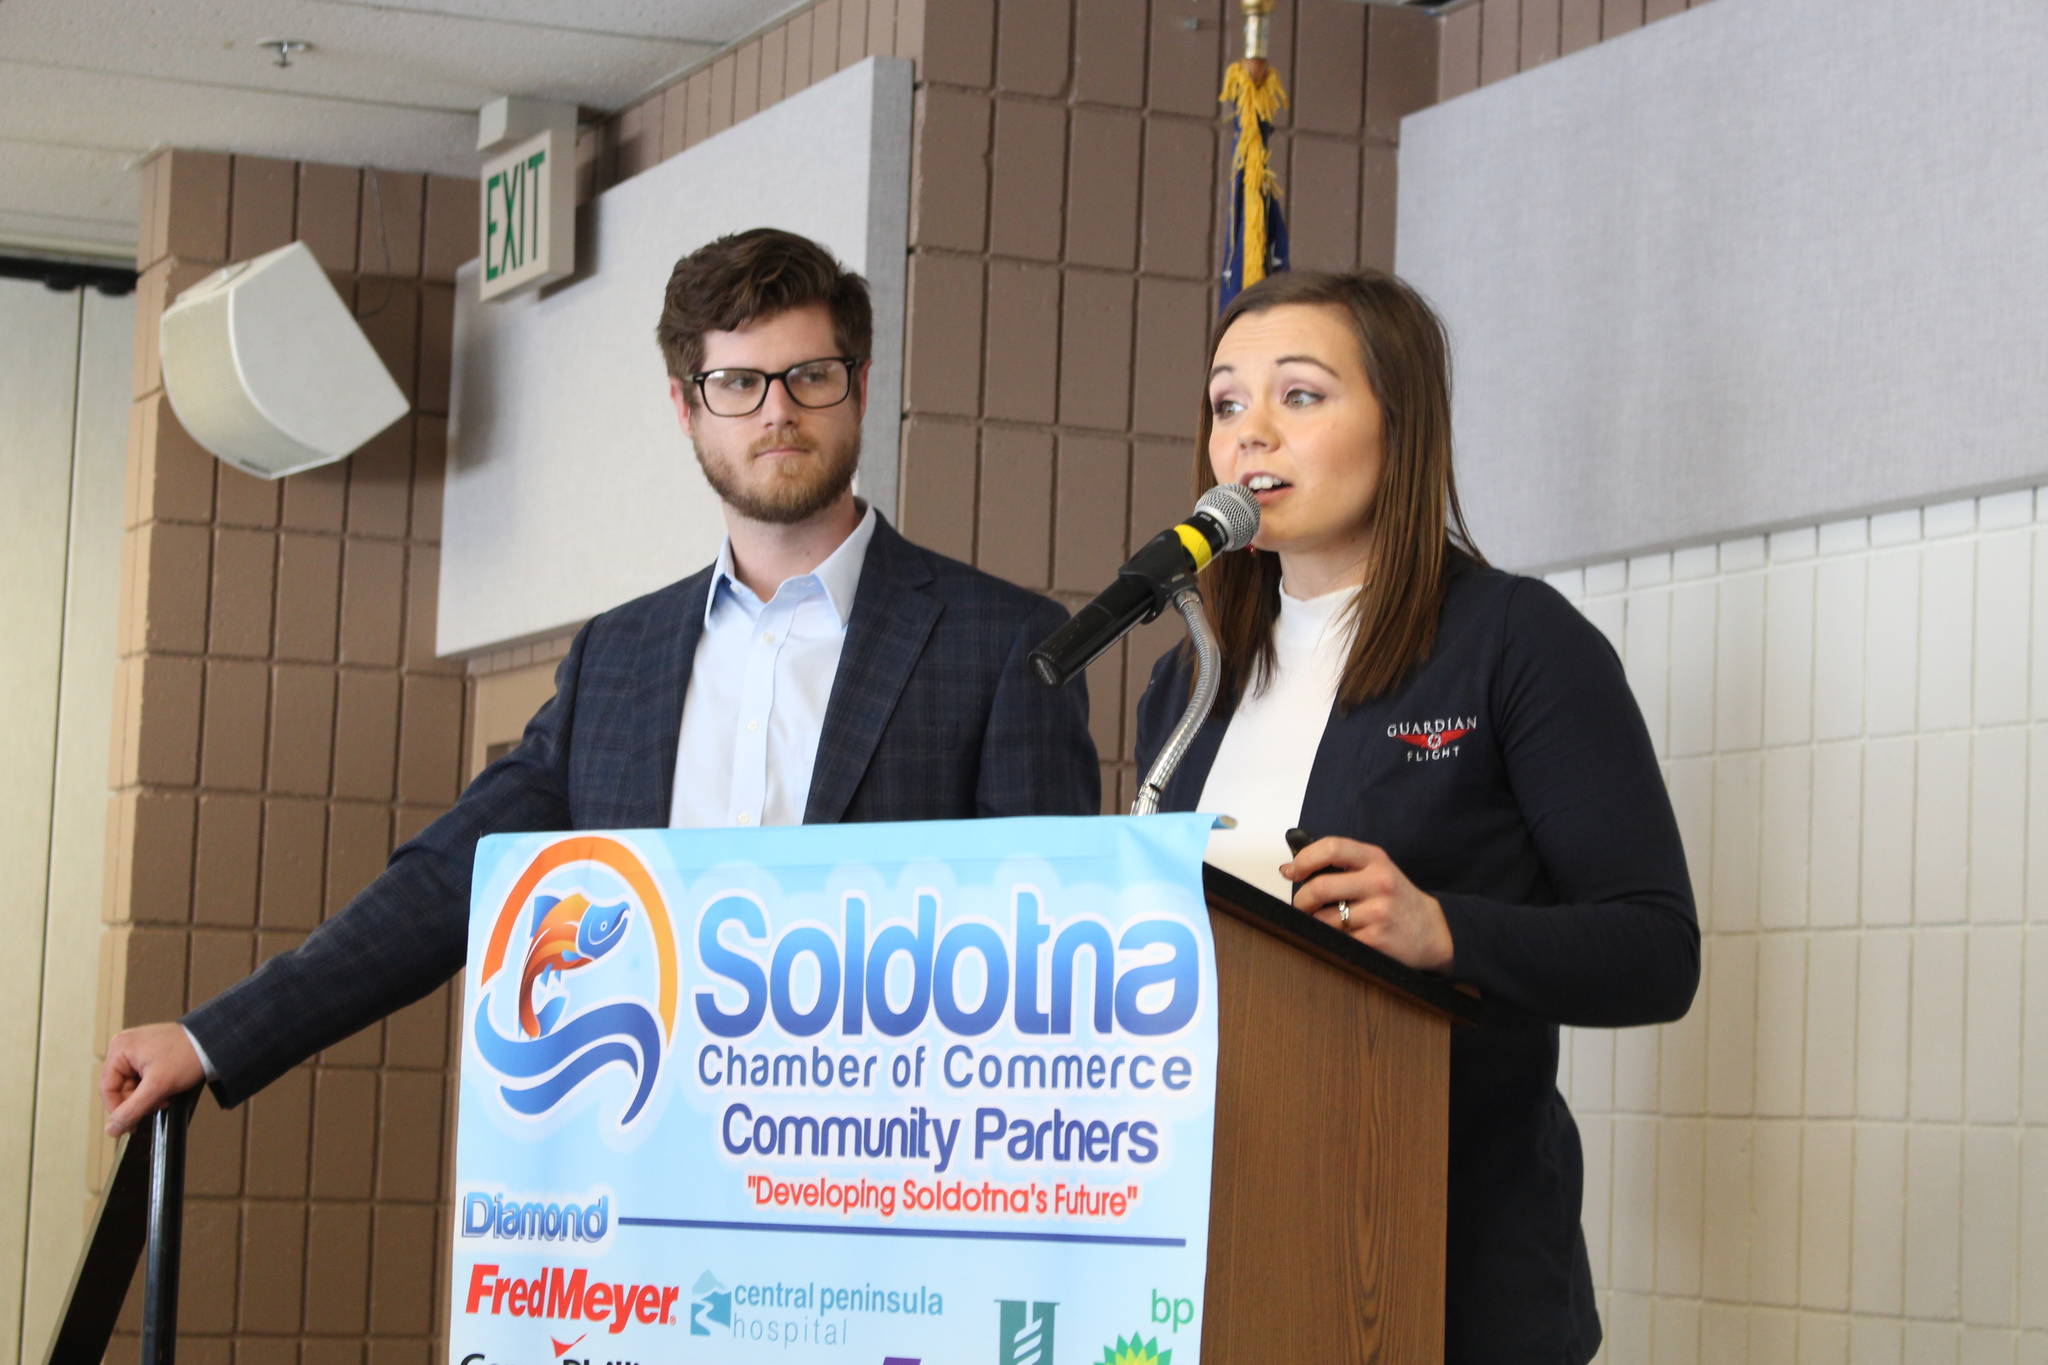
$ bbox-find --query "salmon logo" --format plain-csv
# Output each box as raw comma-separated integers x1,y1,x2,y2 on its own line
471,837,678,1127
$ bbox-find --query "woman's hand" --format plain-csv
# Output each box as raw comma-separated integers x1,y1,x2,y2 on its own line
1280,837,1455,973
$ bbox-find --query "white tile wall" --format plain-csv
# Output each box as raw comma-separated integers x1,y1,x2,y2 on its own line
1555,493,2048,1357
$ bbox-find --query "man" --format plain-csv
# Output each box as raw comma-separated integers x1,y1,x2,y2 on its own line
102,228,1098,1132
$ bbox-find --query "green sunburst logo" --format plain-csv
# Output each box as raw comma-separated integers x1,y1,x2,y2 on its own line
1092,1334,1173,1365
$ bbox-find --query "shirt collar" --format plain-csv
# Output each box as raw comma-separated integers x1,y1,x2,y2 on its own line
705,501,878,629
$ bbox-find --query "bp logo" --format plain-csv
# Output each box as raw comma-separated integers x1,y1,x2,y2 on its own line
996,1300,1056,1365
1093,1335,1172,1364
471,836,678,1127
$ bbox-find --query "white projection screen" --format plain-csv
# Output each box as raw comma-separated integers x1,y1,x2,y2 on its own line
442,57,911,655
1396,0,2048,571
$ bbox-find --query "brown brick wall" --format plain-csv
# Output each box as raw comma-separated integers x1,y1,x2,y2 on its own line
100,147,474,1361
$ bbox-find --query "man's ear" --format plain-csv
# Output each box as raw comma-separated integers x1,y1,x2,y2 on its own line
854,360,871,412
668,376,695,440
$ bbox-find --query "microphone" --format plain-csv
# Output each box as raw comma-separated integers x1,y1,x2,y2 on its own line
1029,483,1260,687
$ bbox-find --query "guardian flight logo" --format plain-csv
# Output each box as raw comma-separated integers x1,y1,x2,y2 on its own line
471,836,678,1127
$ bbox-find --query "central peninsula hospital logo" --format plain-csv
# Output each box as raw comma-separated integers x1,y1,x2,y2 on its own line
471,836,677,1126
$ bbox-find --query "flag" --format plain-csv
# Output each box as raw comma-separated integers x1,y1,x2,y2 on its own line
1218,60,1290,311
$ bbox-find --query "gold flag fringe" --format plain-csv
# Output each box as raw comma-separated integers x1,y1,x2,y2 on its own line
1220,60,1290,289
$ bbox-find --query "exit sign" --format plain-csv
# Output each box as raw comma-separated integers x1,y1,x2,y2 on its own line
479,127,574,301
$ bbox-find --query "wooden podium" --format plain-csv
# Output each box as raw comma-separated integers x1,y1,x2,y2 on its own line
1197,864,1483,1361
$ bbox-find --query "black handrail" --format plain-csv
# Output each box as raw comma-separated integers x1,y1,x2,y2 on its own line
44,1091,197,1365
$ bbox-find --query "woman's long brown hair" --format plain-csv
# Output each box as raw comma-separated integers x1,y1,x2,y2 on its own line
1195,270,1484,709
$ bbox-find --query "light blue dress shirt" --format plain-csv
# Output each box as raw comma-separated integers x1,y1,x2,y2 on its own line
668,505,879,829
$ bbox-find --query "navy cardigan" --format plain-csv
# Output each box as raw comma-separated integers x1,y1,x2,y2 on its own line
1137,554,1699,1364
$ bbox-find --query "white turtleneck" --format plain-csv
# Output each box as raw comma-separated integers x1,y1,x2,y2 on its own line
1197,581,1356,902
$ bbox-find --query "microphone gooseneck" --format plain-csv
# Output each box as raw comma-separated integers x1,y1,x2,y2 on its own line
1027,484,1260,689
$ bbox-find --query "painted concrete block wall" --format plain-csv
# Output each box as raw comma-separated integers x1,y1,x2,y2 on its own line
1544,491,2048,1361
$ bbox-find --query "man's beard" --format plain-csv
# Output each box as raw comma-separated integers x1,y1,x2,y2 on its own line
695,423,861,525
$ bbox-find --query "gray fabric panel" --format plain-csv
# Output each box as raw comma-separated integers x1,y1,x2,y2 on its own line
1396,0,2048,571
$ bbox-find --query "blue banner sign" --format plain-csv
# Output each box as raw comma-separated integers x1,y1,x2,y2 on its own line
450,814,1220,1365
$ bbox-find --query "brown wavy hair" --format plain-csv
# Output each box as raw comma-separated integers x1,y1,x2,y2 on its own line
1195,269,1484,709
655,228,871,400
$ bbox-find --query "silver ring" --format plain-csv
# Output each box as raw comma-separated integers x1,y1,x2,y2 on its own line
1337,900,1352,929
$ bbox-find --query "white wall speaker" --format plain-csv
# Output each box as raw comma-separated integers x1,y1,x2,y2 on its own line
159,241,408,480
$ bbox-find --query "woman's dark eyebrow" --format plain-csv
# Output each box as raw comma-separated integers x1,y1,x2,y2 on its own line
1209,355,1340,382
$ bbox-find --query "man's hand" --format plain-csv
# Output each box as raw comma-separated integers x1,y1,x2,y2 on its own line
100,1022,204,1136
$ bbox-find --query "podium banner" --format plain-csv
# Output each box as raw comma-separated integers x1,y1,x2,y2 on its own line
451,813,1220,1365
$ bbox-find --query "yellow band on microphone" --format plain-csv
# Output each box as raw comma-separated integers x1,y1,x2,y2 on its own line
1174,522,1215,571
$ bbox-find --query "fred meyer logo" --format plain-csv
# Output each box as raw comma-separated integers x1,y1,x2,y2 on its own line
461,1191,610,1246
463,1264,679,1336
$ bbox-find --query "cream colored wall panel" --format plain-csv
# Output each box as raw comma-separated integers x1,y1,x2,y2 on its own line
1965,928,2024,1126
2026,933,2048,1127
1807,743,1861,929
1752,934,1806,1118
1811,558,1867,742
2021,1133,2048,1329
1710,754,1762,933
1915,734,1973,925
1610,1116,1660,1294
1973,531,2032,728
1798,1122,1853,1311
1969,737,2026,925
1909,929,1968,1123
1652,1297,1699,1365
1704,935,1757,1117
1715,574,1766,751
1700,1120,1751,1301
1852,1123,1908,1315
2029,730,2048,923
0,276,86,1358
19,286,130,1363
1656,996,1706,1116
1905,1126,1965,1320
1866,549,1923,738
1851,1317,1906,1363
1856,932,1912,1120
1654,1119,1705,1297
1961,1131,2022,1327
1861,738,1916,927
1763,563,1815,747
1920,540,1978,733
1606,1292,1652,1361
1802,934,1857,1120
1758,748,1811,931
1749,1121,1800,1306
1668,582,1718,757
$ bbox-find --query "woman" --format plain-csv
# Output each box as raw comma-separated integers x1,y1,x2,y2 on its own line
1135,270,1699,1363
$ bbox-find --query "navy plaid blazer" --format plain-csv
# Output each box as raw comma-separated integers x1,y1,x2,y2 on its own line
187,516,1098,1106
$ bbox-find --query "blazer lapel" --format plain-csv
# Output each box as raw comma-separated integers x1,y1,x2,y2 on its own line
617,572,710,828
803,519,939,823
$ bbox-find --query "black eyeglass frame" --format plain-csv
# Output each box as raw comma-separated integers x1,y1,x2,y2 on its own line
686,356,864,417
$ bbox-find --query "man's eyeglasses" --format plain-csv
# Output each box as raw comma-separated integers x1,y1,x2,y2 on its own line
688,357,861,417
